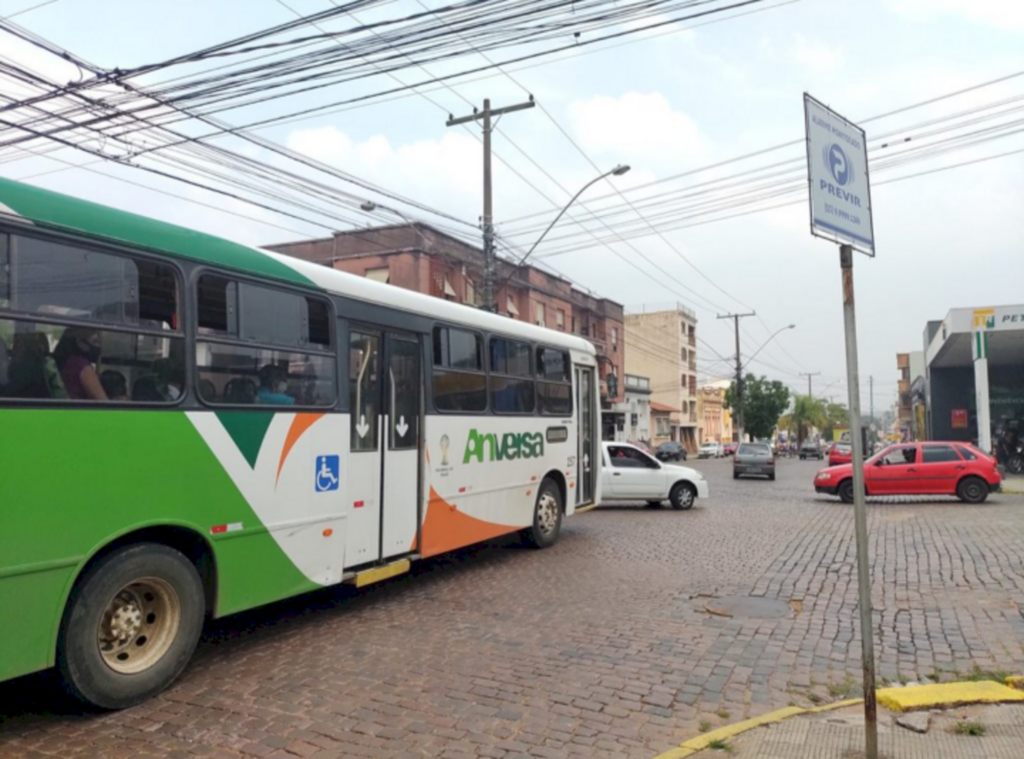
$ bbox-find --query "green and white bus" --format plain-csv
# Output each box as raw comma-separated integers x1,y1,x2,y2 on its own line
0,177,601,709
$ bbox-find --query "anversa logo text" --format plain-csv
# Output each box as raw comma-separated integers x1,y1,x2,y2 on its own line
463,429,545,463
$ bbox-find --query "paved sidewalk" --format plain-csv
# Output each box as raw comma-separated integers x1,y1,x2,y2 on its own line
1003,473,1024,494
687,701,1024,758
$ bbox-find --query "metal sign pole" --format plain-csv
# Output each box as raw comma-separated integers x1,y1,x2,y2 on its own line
839,243,878,759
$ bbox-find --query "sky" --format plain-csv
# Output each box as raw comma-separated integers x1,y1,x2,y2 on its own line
2,0,1022,414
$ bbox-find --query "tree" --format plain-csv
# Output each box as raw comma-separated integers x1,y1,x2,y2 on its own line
789,395,827,446
724,374,790,441
819,402,849,441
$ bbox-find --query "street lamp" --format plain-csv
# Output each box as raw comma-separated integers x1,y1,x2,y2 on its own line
497,164,630,296
741,324,796,370
359,201,431,253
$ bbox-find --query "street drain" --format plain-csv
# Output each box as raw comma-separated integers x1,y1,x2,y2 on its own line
701,596,792,619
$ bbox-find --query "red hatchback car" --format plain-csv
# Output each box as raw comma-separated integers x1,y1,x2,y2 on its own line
815,442,1001,503
828,442,852,466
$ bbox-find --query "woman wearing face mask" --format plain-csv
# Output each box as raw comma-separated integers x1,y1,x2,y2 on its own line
256,363,294,405
54,326,108,401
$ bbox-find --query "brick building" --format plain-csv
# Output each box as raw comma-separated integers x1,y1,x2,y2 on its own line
267,223,625,432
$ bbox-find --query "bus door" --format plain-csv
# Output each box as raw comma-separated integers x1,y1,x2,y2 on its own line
346,328,421,567
575,366,595,505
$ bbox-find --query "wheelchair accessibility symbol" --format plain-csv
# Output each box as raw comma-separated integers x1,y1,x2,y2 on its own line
315,455,340,492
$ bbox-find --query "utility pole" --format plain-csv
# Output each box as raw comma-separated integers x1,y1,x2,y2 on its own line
869,375,874,423
800,371,821,397
717,311,756,442
447,97,535,312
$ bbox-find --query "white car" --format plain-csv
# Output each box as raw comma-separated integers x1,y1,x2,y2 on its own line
698,442,723,459
600,442,709,510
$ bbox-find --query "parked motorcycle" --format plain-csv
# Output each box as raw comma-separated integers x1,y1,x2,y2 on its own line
995,429,1023,475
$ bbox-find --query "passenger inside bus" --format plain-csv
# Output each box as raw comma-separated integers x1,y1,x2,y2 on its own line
256,364,295,405
100,370,129,401
53,326,108,401
5,331,67,399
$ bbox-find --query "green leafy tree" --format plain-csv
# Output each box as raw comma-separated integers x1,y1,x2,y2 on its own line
819,402,849,441
789,395,827,446
724,374,790,441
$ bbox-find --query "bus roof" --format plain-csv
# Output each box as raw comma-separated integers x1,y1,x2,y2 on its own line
0,177,596,356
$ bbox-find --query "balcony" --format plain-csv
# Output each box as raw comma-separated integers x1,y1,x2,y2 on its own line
688,334,696,348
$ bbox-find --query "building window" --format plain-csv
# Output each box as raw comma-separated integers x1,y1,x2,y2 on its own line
432,326,486,412
443,276,456,301
465,279,477,306
571,316,578,333
656,417,671,436
365,267,389,283
534,302,545,326
611,327,618,346
555,310,564,330
506,295,520,318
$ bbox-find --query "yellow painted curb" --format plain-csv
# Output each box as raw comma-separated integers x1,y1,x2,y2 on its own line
652,707,805,759
877,680,1024,712
653,675,1024,758
1002,487,1024,495
806,697,863,713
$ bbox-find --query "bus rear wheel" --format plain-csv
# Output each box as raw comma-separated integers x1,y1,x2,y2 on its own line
523,478,562,549
57,543,204,710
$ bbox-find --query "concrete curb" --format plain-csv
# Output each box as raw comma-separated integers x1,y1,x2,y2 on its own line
652,677,1024,759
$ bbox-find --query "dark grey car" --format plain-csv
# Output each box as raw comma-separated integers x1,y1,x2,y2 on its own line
733,442,775,480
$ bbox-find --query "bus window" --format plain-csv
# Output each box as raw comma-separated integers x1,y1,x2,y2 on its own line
489,337,534,414
432,326,486,412
0,236,183,404
10,236,140,325
536,347,572,416
350,331,379,450
195,276,335,407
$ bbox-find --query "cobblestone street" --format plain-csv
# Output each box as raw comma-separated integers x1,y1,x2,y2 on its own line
3,459,1023,759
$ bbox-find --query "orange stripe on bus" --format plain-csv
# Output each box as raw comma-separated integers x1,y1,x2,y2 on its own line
416,487,519,558
276,412,326,485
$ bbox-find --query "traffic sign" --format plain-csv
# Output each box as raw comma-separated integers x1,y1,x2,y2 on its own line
804,94,875,256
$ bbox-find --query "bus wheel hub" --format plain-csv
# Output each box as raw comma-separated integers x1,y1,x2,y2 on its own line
108,598,143,641
98,579,182,674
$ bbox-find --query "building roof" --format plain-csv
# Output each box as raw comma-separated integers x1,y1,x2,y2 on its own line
650,401,681,413
926,304,1024,368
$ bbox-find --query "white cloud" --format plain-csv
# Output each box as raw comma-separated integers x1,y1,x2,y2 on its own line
565,92,710,166
789,34,843,70
887,0,1024,30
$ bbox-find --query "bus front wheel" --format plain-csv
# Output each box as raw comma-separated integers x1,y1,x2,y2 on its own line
523,478,563,549
57,543,205,710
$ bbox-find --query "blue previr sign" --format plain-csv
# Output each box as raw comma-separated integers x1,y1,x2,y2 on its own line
824,143,853,186
804,94,875,256
315,455,340,492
